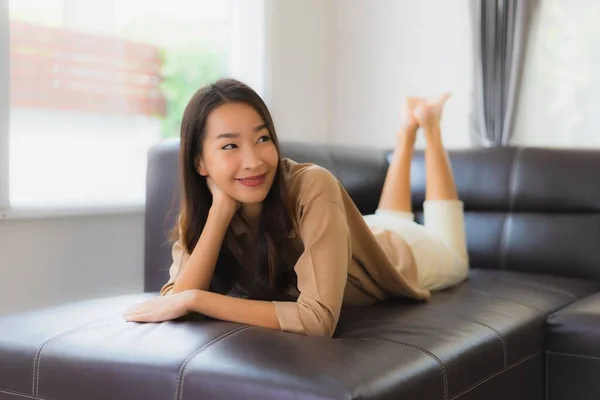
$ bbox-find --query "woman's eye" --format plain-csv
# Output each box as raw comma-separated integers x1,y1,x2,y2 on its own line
222,143,237,150
258,135,271,143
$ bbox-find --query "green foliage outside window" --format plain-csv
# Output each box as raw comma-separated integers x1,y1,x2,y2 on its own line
158,45,226,139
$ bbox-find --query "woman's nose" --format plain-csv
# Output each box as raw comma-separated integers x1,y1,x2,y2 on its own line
242,149,264,170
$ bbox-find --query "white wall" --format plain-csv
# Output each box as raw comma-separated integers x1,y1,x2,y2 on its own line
265,0,474,149
265,0,335,144
0,212,144,315
332,0,473,150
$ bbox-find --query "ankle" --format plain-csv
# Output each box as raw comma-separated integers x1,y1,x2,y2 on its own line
423,125,442,145
397,125,418,144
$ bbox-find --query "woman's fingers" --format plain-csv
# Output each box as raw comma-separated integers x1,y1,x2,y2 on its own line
124,309,159,321
123,294,190,323
125,314,151,322
125,305,148,315
124,310,145,319
124,301,156,319
123,312,143,320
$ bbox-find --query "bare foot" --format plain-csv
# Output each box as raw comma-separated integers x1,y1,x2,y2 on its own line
398,96,423,144
413,93,451,132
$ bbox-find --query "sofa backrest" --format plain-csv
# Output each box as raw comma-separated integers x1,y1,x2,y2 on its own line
145,142,600,292
412,146,600,281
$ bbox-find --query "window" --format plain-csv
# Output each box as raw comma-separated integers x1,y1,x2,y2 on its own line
512,0,600,148
1,0,266,211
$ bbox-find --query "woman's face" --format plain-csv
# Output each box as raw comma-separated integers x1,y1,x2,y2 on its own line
197,102,279,207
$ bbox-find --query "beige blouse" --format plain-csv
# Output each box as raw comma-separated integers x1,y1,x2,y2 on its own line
160,158,430,337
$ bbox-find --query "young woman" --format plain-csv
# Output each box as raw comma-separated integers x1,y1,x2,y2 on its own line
123,79,469,337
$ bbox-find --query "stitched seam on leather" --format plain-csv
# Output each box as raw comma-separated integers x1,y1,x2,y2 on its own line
0,387,46,400
543,288,578,301
468,321,508,368
500,274,581,300
547,350,600,361
357,337,449,400
545,351,549,400
470,288,544,312
427,307,508,369
35,319,123,397
495,276,579,301
525,285,578,301
450,351,540,400
175,326,250,400
31,313,118,396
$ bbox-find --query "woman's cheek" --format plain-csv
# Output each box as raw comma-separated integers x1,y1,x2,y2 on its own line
218,152,239,173
264,143,279,165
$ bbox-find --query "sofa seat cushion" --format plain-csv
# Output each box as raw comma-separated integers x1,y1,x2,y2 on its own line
546,292,600,400
0,270,597,400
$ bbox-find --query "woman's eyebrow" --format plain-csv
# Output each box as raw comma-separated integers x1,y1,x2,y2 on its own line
215,124,267,140
215,132,240,140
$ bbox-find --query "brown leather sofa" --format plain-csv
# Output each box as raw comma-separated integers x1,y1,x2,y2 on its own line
1,142,599,400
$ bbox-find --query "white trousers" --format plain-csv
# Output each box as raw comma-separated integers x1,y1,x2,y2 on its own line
363,200,469,291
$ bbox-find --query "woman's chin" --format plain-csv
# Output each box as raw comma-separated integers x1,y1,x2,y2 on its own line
233,176,274,203
237,193,269,205
232,186,269,203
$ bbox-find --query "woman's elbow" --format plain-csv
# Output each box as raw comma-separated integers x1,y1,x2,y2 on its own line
275,301,339,337
303,325,335,338
302,312,338,338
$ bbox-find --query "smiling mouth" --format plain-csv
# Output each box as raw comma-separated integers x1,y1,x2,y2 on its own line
237,173,267,187
238,173,267,180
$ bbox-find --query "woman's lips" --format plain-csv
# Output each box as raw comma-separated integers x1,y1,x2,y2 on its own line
237,173,267,187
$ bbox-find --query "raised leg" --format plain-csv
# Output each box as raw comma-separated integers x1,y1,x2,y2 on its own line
424,130,458,201
373,94,468,292
414,94,458,201
377,97,422,213
414,94,468,263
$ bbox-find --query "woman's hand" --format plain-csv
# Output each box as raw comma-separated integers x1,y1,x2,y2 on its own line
206,176,240,219
123,290,198,323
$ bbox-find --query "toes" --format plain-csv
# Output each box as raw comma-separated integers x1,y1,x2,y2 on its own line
404,94,449,126
437,92,451,104
403,97,420,117
405,96,423,109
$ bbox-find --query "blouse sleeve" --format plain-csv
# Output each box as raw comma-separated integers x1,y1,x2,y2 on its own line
159,238,190,296
272,167,351,337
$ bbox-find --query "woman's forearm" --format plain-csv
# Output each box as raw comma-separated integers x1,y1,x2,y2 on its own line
188,289,281,331
172,207,232,294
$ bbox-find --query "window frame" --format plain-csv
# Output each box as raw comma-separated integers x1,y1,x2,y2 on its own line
0,0,9,213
